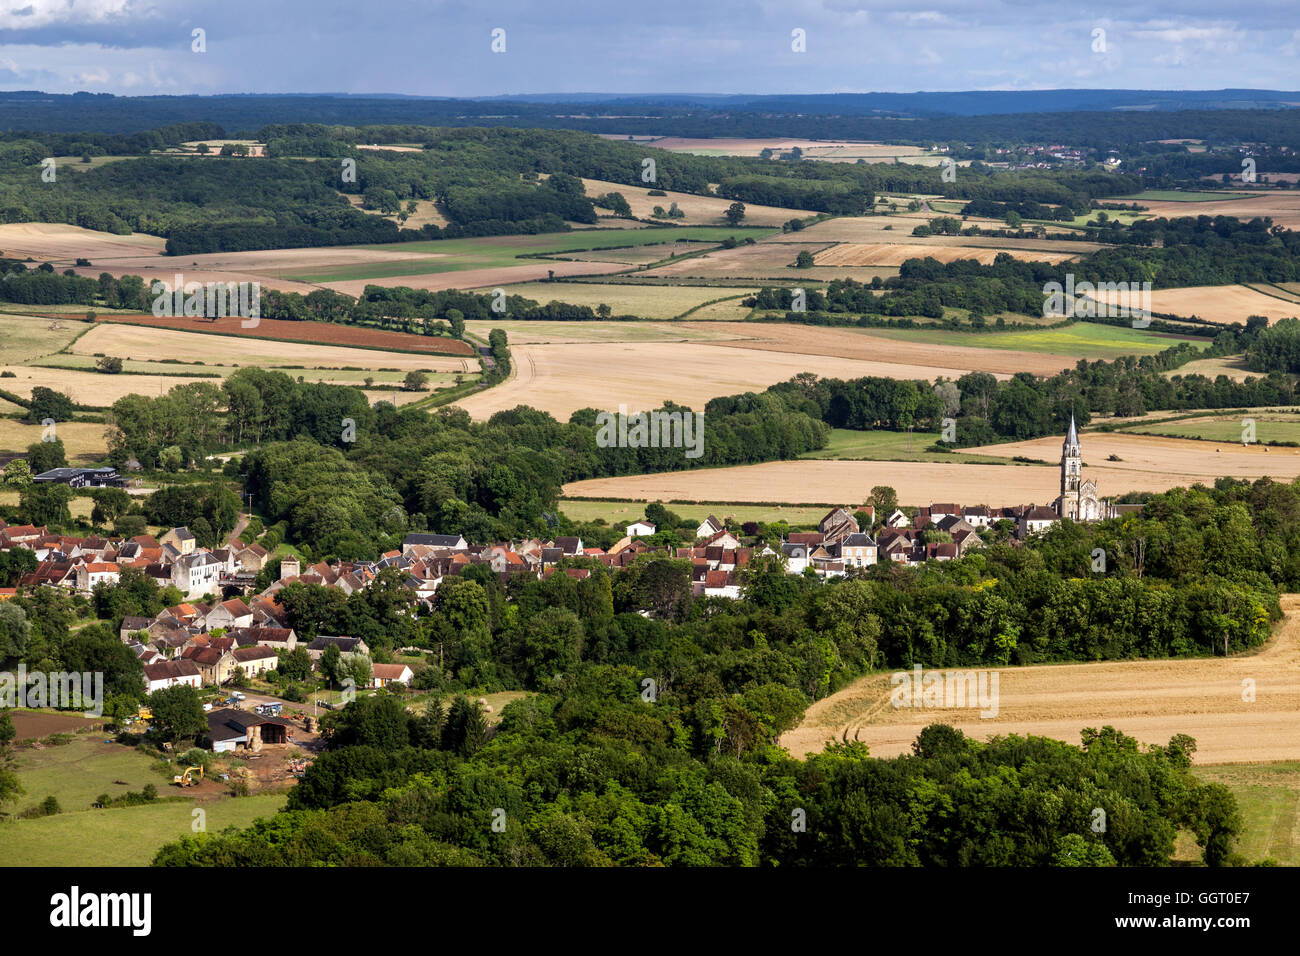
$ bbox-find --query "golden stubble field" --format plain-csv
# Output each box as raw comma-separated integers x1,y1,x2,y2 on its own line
0,223,164,261
678,322,1077,376
71,324,472,372
781,594,1300,764
1139,191,1300,229
815,242,1077,267
561,432,1300,504
451,341,998,420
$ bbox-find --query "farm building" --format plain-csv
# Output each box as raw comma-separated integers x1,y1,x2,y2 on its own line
205,708,292,753
31,466,126,488
625,521,656,537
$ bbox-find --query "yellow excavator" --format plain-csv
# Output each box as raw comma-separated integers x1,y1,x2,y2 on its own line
172,765,204,787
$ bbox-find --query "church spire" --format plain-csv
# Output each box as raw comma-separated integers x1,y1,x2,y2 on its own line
1066,413,1079,448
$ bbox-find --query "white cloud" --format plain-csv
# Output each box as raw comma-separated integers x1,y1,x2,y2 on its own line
0,0,143,31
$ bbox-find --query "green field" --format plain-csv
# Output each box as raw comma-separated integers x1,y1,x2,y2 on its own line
856,322,1207,360
1119,413,1300,443
2,795,287,866
1187,762,1300,865
2,734,287,865
290,227,775,283
10,736,163,816
1130,190,1255,202
799,428,1025,463
0,314,90,364
560,499,838,527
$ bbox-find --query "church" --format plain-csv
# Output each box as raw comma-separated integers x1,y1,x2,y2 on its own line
1055,415,1113,521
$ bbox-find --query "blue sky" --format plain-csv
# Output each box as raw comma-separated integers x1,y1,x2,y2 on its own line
2,0,1298,96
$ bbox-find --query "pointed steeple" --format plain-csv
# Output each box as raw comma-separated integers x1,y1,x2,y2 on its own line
1065,413,1079,448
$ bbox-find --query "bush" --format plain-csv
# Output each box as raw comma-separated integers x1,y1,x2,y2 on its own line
41,795,61,816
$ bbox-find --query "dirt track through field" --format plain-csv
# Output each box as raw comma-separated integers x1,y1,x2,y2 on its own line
781,595,1300,764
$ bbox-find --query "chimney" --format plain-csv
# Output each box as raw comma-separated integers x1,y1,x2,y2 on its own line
280,556,300,581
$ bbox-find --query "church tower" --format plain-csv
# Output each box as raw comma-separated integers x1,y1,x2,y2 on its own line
1060,414,1082,518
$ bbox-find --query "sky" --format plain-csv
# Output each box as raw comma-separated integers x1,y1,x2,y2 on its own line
1,0,1299,97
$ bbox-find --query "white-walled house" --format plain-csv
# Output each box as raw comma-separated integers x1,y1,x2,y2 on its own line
625,521,657,537
143,660,202,693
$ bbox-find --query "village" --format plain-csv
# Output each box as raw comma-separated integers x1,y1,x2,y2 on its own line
0,422,1143,757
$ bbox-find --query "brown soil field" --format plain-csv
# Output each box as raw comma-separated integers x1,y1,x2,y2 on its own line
0,223,165,261
1139,192,1300,229
73,324,472,373
326,259,630,297
10,711,108,741
561,431,1300,505
1092,284,1300,325
680,322,1076,376
815,242,1077,267
781,594,1300,764
451,342,989,421
93,314,474,356
579,178,817,227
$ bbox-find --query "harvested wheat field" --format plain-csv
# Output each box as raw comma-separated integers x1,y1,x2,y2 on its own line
73,325,471,373
562,459,1060,506
815,242,1077,267
639,240,891,282
462,319,741,345
681,322,1072,376
0,223,165,261
1138,191,1300,229
72,244,453,296
326,259,630,297
561,432,1300,505
968,431,1300,486
93,314,473,356
452,342,988,420
790,217,1107,255
781,594,1300,764
0,366,208,405
1090,284,1300,325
